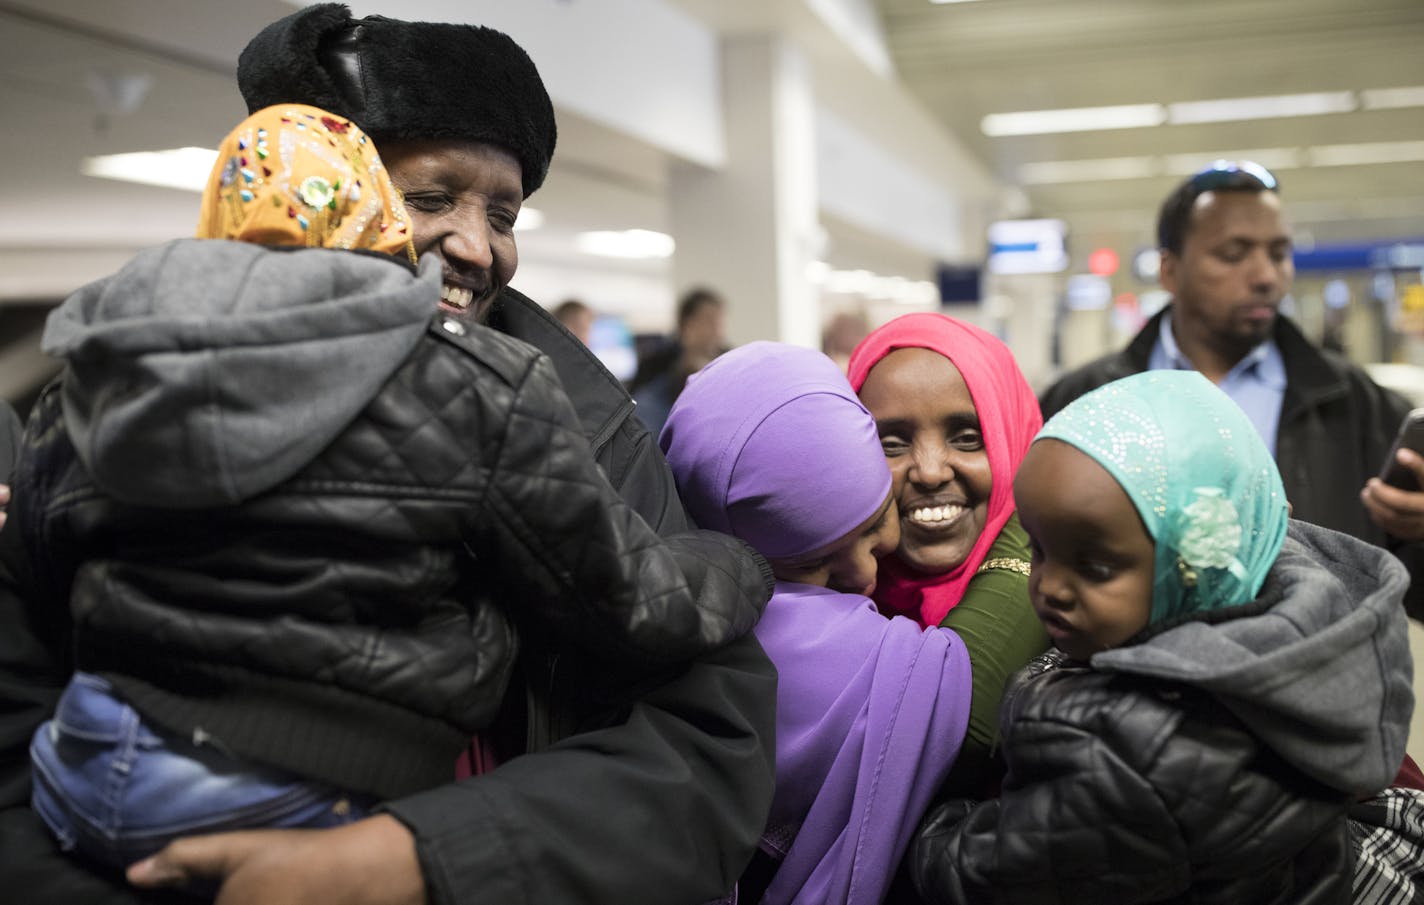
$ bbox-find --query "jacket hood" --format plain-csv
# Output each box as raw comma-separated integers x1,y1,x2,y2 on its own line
43,239,440,507
1093,519,1413,794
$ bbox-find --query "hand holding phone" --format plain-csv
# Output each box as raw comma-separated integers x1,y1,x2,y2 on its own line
1378,408,1424,492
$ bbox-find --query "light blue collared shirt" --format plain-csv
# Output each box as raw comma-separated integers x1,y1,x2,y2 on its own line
1149,313,1288,457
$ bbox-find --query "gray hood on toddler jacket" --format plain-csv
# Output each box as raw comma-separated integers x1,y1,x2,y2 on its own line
1093,519,1413,795
42,238,440,507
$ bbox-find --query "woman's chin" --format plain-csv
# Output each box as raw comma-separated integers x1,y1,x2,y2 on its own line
896,521,981,576
896,542,971,577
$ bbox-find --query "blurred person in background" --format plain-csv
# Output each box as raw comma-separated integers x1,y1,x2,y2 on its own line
0,399,17,532
0,5,777,905
822,310,871,373
1040,160,1424,618
553,298,595,346
628,285,729,436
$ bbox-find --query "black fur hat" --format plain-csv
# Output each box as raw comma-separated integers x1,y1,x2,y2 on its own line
237,3,556,198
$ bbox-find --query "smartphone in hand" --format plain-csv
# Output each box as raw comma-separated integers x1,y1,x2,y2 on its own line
1379,408,1424,492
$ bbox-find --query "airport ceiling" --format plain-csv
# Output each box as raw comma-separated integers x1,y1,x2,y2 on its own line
873,0,1424,249
2,0,1422,292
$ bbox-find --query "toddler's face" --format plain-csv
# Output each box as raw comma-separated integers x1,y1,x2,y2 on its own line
769,492,900,597
1014,439,1154,661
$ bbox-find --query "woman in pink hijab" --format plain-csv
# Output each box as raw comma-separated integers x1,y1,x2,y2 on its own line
848,312,1048,790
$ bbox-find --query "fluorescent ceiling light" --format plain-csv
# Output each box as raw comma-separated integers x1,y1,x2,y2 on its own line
1307,141,1424,167
575,229,675,259
1167,91,1355,125
820,267,937,305
1018,156,1159,185
1360,86,1424,110
513,207,544,231
1162,147,1303,175
1017,141,1418,188
981,103,1164,137
986,89,1381,139
81,147,217,192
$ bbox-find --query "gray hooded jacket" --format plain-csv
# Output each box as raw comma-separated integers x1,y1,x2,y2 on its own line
19,238,772,799
912,519,1413,905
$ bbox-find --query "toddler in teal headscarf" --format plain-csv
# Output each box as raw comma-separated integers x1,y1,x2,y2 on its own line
1025,367,1291,659
910,370,1414,904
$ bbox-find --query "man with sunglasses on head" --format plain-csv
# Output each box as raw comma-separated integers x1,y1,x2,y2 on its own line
1041,161,1424,616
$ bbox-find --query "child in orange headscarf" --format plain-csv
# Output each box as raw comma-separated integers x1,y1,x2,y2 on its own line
195,103,416,259
24,104,770,874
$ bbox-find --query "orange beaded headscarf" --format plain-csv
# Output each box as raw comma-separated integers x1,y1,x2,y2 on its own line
196,103,415,262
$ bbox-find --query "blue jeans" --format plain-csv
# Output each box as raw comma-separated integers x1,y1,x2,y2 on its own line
30,672,370,869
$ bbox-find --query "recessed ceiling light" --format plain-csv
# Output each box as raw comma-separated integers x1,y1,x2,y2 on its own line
981,104,1165,137
1162,147,1304,175
575,229,675,259
983,88,1388,139
1166,91,1356,125
80,147,217,192
1017,156,1159,185
1308,141,1424,167
1359,86,1424,110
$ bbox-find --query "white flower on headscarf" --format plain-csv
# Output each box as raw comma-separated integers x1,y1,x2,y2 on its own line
1177,486,1242,571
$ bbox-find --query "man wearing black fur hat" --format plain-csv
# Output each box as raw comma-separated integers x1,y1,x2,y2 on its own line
0,6,777,905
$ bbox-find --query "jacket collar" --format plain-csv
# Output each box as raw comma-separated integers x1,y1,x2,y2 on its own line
490,286,635,453
1130,305,1350,418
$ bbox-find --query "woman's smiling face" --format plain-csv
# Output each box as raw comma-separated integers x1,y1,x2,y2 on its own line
857,348,992,576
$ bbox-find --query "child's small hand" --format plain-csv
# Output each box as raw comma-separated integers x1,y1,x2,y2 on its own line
1362,449,1424,541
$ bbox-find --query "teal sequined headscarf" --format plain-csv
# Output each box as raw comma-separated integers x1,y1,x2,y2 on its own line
1037,371,1289,625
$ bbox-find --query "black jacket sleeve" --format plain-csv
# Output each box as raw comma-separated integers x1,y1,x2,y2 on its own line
383,319,779,905
911,706,1188,905
480,351,773,665
384,632,777,905
0,400,19,480
909,670,1351,905
0,394,174,903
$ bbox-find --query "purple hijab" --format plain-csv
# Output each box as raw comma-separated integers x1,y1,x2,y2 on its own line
660,341,889,558
662,342,973,905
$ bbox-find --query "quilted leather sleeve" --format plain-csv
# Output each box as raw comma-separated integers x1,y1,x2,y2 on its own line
910,667,1352,905
911,685,1189,905
479,347,774,664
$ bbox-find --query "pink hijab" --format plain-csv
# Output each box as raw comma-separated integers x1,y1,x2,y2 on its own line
846,313,1041,627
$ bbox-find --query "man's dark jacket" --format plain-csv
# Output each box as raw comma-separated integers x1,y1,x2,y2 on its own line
0,243,779,905
1040,307,1423,616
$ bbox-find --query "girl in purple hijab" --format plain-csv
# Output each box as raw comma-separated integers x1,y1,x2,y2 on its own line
661,341,974,905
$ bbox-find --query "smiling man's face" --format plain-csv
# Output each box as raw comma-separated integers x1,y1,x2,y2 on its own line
380,138,523,323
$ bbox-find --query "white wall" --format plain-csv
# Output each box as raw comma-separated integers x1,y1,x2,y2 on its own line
347,0,726,167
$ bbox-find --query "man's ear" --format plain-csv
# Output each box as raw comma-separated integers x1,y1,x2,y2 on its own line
1158,250,1178,295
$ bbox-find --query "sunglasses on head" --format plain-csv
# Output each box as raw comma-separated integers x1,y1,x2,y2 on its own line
1187,159,1279,193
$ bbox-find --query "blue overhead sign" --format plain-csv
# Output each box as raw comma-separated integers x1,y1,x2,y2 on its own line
987,219,1069,275
1291,239,1424,272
